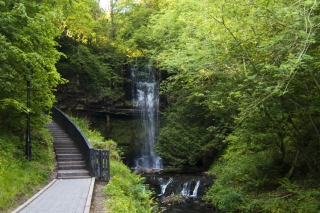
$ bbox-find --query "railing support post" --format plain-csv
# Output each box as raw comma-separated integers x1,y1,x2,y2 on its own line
107,150,110,181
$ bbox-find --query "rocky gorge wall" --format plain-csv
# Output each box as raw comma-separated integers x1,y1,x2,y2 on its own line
54,73,137,117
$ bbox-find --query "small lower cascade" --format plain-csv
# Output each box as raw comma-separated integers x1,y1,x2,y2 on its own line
146,176,203,199
180,180,200,198
190,180,200,198
181,182,191,197
149,176,215,212
159,177,173,195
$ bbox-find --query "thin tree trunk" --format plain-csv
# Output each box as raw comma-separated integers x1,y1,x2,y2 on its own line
285,149,299,179
309,113,320,146
109,0,116,39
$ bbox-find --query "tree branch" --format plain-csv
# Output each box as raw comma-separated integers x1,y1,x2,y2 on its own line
208,14,261,76
285,149,300,179
309,113,320,146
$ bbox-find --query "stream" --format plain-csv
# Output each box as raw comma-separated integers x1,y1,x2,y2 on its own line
144,174,216,213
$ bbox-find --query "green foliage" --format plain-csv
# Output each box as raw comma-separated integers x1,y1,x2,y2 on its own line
156,100,217,166
63,0,99,42
67,114,121,161
155,68,234,166
103,118,144,157
57,39,107,92
111,0,320,212
205,177,320,212
56,36,127,98
104,161,156,213
111,0,161,56
28,0,126,105
2,0,320,212
0,1,79,211
54,0,130,100
0,131,54,211
0,0,65,135
0,2,64,209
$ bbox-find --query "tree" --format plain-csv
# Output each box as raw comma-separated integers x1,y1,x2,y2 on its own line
0,1,65,134
55,36,126,97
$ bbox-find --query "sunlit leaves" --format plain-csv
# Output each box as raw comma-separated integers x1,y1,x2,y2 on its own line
64,0,99,41
0,1,64,132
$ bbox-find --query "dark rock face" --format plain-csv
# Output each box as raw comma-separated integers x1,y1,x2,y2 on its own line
54,76,137,116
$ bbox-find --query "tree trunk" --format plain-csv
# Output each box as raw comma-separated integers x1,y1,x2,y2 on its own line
284,149,299,179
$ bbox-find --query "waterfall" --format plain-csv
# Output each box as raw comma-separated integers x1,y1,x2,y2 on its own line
159,177,173,195
180,179,201,198
181,182,191,197
190,180,200,198
131,61,162,169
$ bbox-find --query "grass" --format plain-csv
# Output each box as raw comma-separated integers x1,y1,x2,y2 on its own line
0,128,54,212
104,161,155,213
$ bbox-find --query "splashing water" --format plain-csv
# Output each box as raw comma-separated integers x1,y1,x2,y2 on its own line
181,182,191,197
190,180,201,198
159,177,173,195
180,179,201,198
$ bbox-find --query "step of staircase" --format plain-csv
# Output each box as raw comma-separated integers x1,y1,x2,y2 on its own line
53,140,75,144
55,148,80,154
54,143,76,147
52,137,72,141
58,161,87,170
54,145,78,150
59,161,87,166
58,164,87,170
57,169,91,179
56,154,83,161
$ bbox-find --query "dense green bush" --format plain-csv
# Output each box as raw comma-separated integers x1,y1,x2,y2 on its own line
204,112,320,212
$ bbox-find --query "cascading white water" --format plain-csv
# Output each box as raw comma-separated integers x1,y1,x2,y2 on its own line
180,179,201,198
181,182,191,197
190,180,200,197
145,176,208,212
159,177,173,195
131,61,162,169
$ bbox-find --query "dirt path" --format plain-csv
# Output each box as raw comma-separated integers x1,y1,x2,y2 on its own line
90,180,109,213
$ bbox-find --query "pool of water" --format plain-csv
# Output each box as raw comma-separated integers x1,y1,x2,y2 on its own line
159,201,216,213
